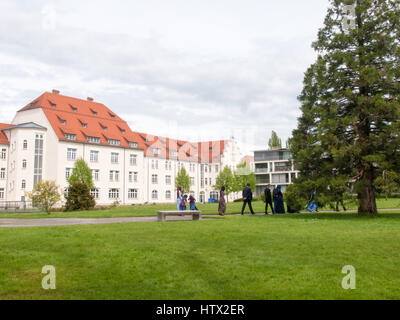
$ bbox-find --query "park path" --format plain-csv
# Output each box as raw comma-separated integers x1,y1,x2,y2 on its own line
0,209,399,228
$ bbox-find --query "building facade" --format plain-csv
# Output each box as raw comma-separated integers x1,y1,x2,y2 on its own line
254,148,299,196
0,91,242,205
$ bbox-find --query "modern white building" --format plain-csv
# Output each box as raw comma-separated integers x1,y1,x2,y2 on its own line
254,148,299,195
0,90,243,206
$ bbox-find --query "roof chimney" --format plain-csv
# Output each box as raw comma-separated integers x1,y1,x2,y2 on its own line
52,89,60,94
87,97,94,102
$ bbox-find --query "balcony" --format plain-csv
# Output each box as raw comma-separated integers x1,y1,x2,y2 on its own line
255,168,269,174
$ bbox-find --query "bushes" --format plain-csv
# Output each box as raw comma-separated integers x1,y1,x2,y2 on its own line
65,182,95,211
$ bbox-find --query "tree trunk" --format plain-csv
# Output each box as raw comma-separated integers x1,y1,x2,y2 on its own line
357,170,378,216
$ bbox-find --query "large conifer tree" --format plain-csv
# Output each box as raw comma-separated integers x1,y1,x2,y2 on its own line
291,0,400,216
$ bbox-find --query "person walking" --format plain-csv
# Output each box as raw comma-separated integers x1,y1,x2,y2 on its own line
307,189,318,212
218,186,227,216
176,186,183,211
189,194,198,211
273,185,286,214
264,185,275,215
241,183,255,215
335,186,347,212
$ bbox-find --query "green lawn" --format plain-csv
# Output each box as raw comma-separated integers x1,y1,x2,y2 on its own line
1,198,400,219
0,212,399,300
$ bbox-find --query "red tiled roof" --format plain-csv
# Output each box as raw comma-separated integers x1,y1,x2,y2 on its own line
0,123,12,145
18,92,228,162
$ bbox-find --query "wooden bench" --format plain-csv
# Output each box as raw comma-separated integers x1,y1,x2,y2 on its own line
157,210,201,222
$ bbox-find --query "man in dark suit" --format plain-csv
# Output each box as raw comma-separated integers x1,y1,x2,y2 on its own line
264,185,275,215
241,184,255,215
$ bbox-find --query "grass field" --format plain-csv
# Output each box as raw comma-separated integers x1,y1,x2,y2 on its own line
0,212,399,300
1,198,400,219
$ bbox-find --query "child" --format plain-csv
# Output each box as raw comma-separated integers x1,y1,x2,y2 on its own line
189,195,198,211
180,195,188,211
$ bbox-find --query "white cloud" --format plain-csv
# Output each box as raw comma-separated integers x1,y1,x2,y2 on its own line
0,0,330,155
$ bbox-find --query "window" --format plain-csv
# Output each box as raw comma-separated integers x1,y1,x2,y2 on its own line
108,139,120,146
129,142,138,148
128,189,138,199
205,178,208,186
155,160,158,169
111,153,119,164
152,190,158,200
67,148,77,161
22,159,27,169
70,105,77,112
165,175,171,185
34,134,44,185
90,151,99,162
1,149,6,160
109,171,119,182
205,166,208,173
66,168,72,179
0,188,4,199
190,177,195,186
90,188,100,200
171,151,178,157
152,174,158,184
128,172,138,183
21,180,26,190
109,188,120,199
87,136,100,144
64,133,76,141
90,108,98,116
215,165,219,173
92,169,99,181
165,161,169,170
165,190,171,200
23,140,28,150
109,112,116,119
0,168,5,180
151,148,161,155
130,154,137,166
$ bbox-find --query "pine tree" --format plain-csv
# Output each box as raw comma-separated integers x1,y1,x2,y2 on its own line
291,0,400,216
268,131,282,149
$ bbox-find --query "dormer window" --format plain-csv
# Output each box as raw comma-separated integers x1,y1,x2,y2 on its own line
58,116,66,125
108,139,120,146
129,142,138,148
49,100,56,108
90,109,98,116
151,148,161,155
87,136,100,144
70,105,77,112
64,133,76,141
119,127,126,134
100,123,108,131
79,120,87,128
170,151,178,157
109,112,116,119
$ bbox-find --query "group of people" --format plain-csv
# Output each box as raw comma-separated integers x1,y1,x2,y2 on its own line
176,186,199,211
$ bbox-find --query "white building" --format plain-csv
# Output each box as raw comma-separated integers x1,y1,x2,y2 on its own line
0,90,242,206
254,148,299,195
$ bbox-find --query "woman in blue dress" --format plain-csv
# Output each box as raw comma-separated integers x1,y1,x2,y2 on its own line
273,185,286,214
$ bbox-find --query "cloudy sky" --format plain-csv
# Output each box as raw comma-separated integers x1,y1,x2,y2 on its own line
0,0,329,156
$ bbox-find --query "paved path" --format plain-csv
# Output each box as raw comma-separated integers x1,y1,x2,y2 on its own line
1,208,399,228
0,215,208,228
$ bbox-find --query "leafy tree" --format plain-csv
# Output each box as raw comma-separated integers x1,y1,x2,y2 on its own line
214,166,235,200
175,167,190,194
233,161,257,192
290,0,400,216
68,158,94,189
268,130,282,150
26,180,61,214
65,181,96,211
375,170,400,199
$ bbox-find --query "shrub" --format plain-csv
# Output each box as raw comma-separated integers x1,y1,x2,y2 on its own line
26,180,61,214
65,182,96,211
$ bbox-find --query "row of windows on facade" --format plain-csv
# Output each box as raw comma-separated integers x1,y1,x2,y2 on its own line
0,179,27,194
64,133,138,149
63,188,172,201
67,148,138,165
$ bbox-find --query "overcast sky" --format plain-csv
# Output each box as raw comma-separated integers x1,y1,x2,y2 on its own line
0,0,329,156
